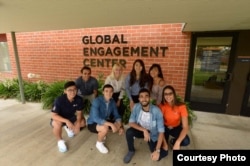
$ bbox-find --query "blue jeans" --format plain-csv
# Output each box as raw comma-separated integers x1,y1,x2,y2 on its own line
125,128,168,161
164,125,190,146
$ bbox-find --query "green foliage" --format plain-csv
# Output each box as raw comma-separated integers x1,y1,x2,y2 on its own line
177,96,197,127
41,80,67,109
185,101,197,127
83,99,91,115
97,72,105,96
0,79,20,99
122,95,131,124
17,81,48,102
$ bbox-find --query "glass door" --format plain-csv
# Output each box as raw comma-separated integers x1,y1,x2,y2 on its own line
186,33,237,113
241,70,250,117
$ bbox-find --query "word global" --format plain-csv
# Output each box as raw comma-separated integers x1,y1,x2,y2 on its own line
82,34,128,44
82,34,168,68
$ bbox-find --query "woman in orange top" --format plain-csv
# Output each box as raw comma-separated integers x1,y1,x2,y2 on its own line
159,85,190,150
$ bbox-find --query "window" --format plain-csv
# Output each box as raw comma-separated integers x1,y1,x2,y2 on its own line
0,34,11,72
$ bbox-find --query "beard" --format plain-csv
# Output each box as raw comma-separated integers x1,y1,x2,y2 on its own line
141,101,149,107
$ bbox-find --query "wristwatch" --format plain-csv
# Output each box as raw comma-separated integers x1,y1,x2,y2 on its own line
156,149,160,153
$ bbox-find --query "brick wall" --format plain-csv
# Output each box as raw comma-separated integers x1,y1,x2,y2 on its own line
3,24,190,98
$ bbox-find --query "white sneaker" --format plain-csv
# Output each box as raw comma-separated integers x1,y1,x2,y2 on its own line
96,142,108,154
57,140,67,153
64,126,74,138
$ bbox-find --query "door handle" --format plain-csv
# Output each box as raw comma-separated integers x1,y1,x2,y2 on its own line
224,72,232,82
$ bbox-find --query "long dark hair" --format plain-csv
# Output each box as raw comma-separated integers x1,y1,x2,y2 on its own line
148,64,164,91
161,85,184,106
129,59,148,87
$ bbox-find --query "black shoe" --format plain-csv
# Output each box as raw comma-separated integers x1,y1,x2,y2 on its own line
123,151,135,164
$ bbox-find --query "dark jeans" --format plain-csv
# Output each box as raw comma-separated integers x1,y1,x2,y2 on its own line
126,128,168,161
164,125,190,146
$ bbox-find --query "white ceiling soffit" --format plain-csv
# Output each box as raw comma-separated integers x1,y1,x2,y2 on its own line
0,0,250,33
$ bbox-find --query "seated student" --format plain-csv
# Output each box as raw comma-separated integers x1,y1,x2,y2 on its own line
105,63,126,117
148,64,166,105
87,84,124,154
123,88,168,164
75,66,98,104
159,85,190,150
125,59,149,111
50,81,86,153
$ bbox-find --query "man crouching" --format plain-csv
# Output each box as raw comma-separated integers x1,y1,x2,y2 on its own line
50,81,86,153
123,88,168,163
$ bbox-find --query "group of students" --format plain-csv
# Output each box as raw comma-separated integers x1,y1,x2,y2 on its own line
50,59,190,164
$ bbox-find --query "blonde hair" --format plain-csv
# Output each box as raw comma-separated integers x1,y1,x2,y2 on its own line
110,63,124,80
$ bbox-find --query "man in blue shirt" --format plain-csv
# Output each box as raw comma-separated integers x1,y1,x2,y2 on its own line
87,84,124,154
50,81,86,153
123,88,168,163
75,66,98,104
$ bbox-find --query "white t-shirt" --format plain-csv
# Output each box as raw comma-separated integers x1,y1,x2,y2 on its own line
138,110,151,130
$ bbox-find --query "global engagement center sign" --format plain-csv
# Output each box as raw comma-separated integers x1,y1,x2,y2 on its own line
82,34,168,68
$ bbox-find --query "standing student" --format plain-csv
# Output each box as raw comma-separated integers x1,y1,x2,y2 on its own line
105,63,126,117
148,64,166,105
123,88,168,164
125,59,149,110
87,84,124,154
159,85,190,150
50,81,86,153
75,66,98,104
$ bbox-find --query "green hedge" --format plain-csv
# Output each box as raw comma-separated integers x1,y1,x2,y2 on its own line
0,79,20,99
41,80,67,109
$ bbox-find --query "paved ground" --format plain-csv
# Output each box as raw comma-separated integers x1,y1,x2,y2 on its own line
0,99,250,166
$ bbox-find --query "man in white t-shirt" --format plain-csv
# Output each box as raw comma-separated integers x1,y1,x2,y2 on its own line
123,88,168,164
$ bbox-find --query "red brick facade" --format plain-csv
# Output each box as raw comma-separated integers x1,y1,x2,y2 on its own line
1,24,190,98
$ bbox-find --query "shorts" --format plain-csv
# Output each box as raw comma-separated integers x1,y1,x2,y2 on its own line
87,120,118,133
87,123,98,133
50,116,77,128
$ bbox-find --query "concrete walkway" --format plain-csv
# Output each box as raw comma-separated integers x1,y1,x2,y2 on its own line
0,99,250,166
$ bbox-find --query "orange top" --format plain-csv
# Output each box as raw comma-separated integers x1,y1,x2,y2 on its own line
159,103,188,127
